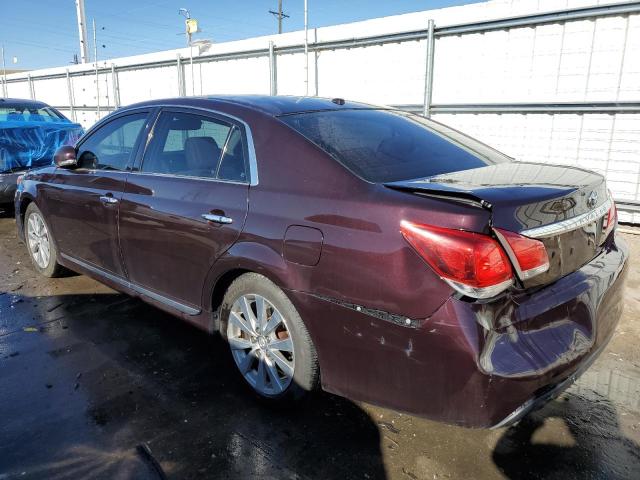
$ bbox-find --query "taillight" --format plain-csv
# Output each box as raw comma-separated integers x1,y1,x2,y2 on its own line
603,196,617,237
494,228,549,280
400,221,513,299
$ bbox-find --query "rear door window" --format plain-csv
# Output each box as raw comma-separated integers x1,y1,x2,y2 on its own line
141,111,247,182
280,109,511,183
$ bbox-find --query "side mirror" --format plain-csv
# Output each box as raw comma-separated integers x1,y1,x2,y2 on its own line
54,145,78,168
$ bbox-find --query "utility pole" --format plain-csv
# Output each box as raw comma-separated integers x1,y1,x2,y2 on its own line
304,0,309,96
1,47,17,98
75,0,89,63
1,46,7,98
179,8,198,96
269,0,290,34
93,18,100,117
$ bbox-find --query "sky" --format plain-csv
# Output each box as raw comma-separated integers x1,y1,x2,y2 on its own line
0,0,483,70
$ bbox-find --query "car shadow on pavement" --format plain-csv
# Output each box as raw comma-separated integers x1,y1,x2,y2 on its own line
0,207,14,218
0,291,387,480
493,391,640,480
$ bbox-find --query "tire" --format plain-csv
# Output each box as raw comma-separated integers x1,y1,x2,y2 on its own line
24,203,63,278
220,272,319,402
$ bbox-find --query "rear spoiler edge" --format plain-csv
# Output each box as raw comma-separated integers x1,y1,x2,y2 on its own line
383,183,493,211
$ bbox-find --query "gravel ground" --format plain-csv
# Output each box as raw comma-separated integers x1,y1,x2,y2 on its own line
1,212,639,480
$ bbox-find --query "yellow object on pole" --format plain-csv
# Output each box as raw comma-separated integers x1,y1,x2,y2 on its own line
186,18,199,35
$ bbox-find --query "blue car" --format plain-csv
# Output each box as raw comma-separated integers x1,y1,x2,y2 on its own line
0,98,83,208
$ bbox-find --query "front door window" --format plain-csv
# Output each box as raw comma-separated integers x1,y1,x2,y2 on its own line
77,113,148,171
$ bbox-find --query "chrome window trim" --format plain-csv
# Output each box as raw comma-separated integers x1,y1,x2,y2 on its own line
63,168,250,186
520,199,612,239
60,253,201,316
137,104,259,186
126,170,249,186
65,169,128,175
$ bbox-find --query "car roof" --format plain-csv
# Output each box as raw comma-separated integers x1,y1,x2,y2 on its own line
126,95,378,117
0,98,51,109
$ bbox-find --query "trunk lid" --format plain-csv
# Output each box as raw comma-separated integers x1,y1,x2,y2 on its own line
385,162,612,288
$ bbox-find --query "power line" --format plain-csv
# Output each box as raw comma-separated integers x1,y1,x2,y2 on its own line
269,0,290,34
2,20,176,52
1,38,77,55
91,0,176,17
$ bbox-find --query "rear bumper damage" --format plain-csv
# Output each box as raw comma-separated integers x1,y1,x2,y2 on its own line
489,328,614,429
291,232,628,428
474,232,627,428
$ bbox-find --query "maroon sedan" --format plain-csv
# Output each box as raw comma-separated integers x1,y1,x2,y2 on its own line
14,96,627,428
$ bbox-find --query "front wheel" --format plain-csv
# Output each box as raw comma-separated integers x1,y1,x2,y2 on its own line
220,273,319,401
24,203,63,278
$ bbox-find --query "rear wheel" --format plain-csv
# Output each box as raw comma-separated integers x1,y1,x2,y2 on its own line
220,273,319,401
24,203,63,278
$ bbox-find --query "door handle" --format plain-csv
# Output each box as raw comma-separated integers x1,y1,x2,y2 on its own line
202,213,233,224
100,195,119,205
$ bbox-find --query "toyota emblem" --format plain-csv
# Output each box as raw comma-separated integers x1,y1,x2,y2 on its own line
587,190,598,209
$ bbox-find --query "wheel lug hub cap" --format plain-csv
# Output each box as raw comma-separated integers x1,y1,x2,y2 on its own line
228,293,294,395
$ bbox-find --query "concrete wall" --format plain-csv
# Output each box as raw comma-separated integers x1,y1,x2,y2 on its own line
3,0,640,221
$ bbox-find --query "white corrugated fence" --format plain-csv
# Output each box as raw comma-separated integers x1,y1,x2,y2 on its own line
2,0,639,221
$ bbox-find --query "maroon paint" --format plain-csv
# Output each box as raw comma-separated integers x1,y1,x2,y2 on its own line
283,225,324,267
15,96,628,427
118,174,249,309
40,169,128,277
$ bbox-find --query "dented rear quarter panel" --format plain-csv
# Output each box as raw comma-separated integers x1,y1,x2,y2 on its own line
288,232,627,427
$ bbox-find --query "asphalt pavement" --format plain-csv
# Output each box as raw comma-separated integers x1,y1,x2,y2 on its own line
1,211,639,480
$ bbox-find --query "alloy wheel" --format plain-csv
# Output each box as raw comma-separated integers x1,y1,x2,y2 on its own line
27,212,51,269
227,294,295,396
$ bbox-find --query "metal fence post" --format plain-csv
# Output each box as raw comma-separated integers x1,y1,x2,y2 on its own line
111,63,120,108
269,41,277,96
422,19,435,118
65,69,76,122
176,53,185,97
313,28,319,96
27,74,35,100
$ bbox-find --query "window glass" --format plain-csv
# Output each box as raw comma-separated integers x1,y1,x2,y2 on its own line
0,105,66,123
77,113,147,171
217,127,247,182
280,109,511,183
142,111,246,181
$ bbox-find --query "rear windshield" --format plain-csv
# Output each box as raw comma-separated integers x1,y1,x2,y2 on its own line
280,109,511,183
0,105,66,123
